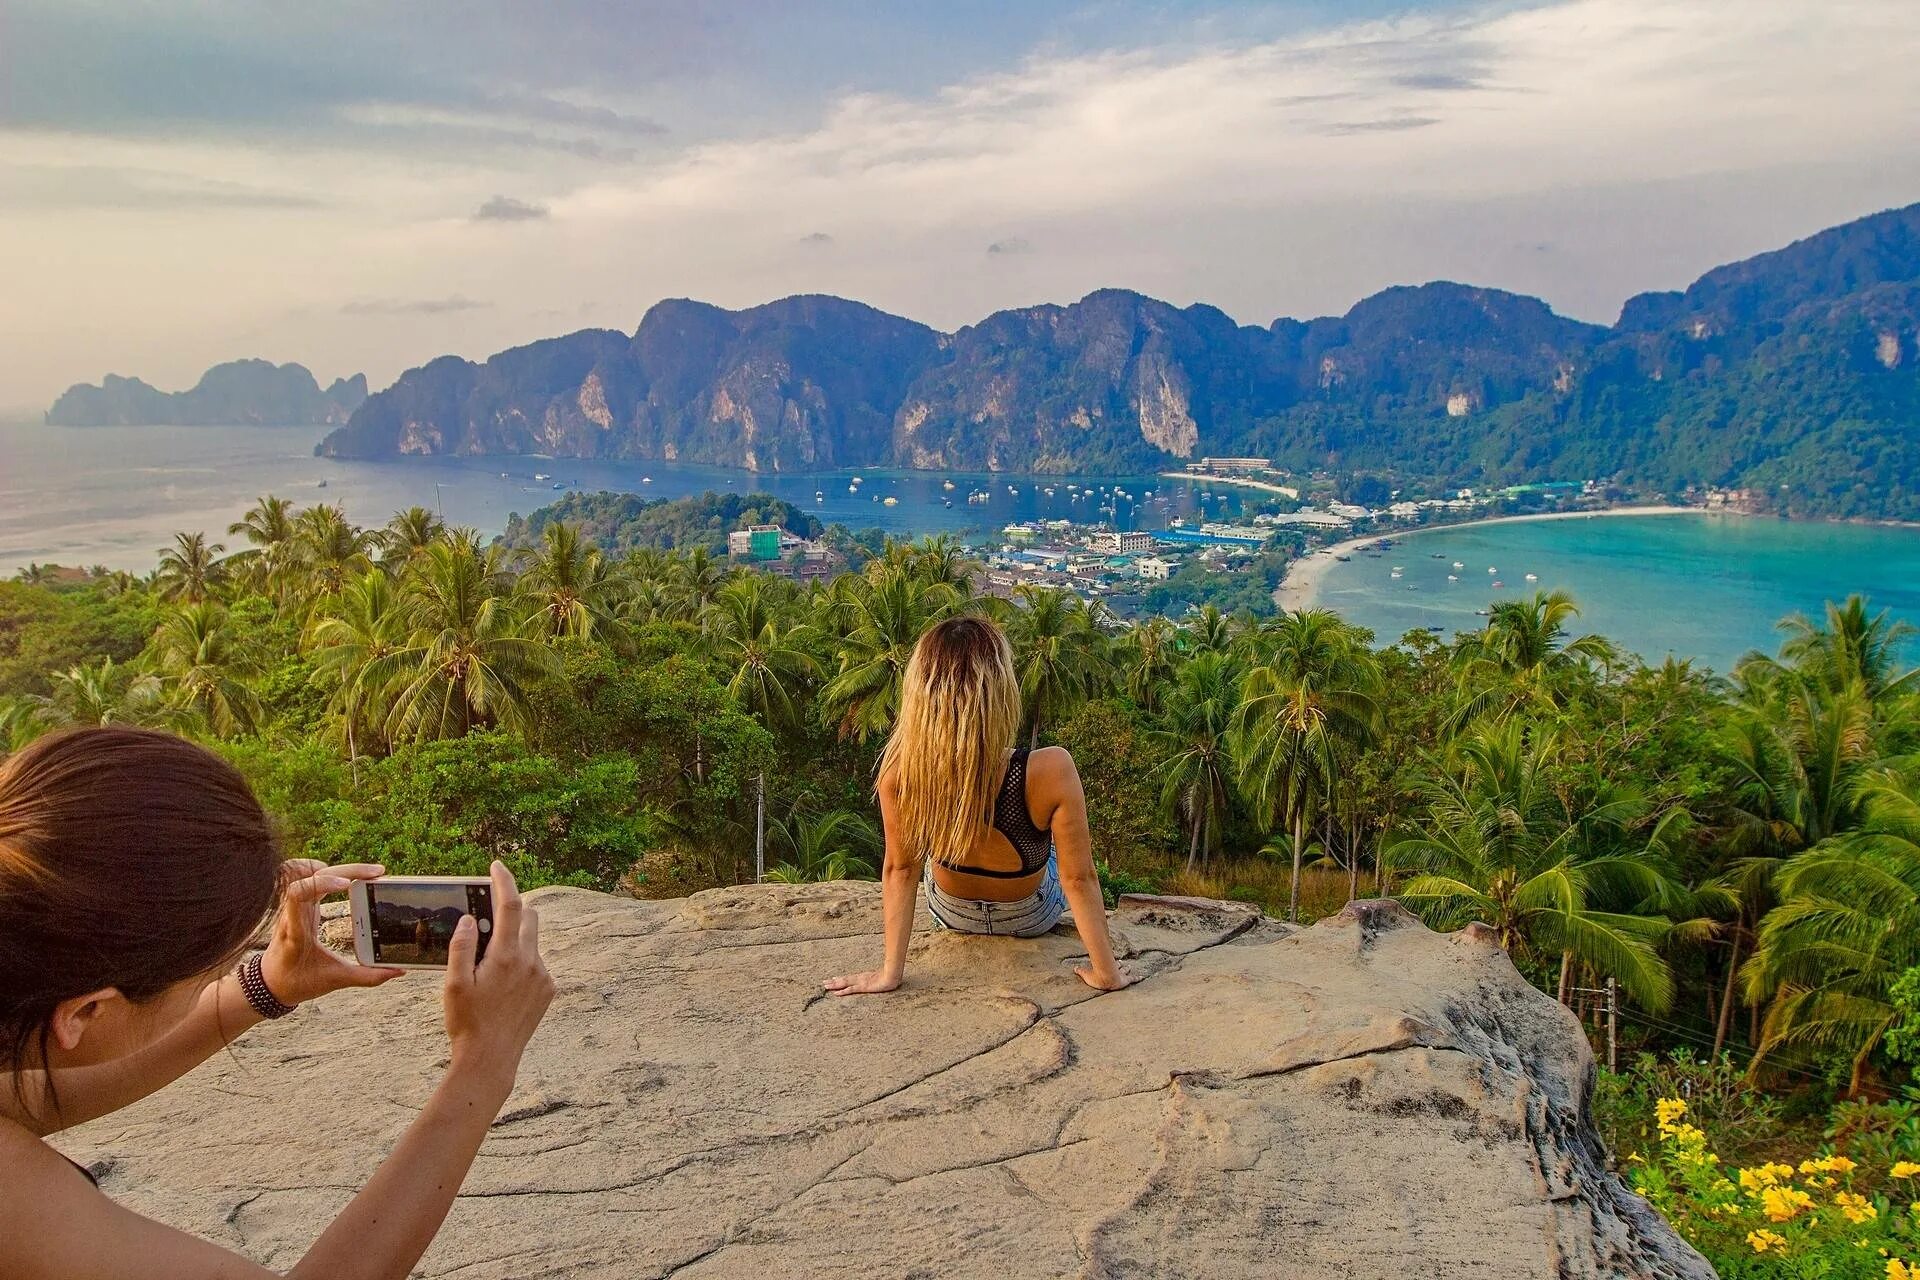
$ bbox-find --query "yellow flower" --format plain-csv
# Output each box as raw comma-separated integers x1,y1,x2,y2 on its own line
1891,1259,1914,1280
1656,1098,1688,1134
1762,1186,1815,1221
1746,1229,1787,1254
1893,1162,1920,1179
1838,1191,1879,1224
1740,1166,1778,1193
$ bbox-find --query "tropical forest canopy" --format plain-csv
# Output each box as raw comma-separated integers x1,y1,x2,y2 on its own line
8,487,1920,1273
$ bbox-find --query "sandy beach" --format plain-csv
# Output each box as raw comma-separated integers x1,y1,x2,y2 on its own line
1272,505,1704,612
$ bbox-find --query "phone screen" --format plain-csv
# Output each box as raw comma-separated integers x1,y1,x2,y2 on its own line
365,882,492,966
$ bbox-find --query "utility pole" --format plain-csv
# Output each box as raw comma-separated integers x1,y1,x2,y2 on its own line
754,771,766,883
1606,977,1619,1074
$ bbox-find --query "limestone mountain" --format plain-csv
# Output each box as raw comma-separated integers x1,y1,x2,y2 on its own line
317,296,941,470
47,360,367,426
312,201,1920,517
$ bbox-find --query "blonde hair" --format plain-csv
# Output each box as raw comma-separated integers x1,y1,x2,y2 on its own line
878,616,1022,868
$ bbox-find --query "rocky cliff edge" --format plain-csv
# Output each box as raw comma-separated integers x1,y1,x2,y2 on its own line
55,885,1715,1279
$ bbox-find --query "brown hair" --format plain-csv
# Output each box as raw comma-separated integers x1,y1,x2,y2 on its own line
0,727,282,1096
877,616,1022,868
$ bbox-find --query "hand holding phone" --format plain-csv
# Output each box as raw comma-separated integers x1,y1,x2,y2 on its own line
351,875,495,970
442,861,556,1090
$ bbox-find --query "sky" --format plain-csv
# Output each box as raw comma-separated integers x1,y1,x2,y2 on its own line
1,0,1916,411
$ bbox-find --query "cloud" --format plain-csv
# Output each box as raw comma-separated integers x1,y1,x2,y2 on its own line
473,194,550,221
1318,116,1441,135
340,296,493,316
985,236,1033,255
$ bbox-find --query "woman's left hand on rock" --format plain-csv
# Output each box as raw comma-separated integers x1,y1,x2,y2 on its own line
260,860,405,1006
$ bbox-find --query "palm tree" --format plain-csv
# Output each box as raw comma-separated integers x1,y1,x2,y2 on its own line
1234,609,1381,921
1386,720,1681,1011
1744,761,1920,1093
378,507,446,568
1183,604,1235,656
307,569,410,768
1768,594,1918,700
1007,586,1109,747
1121,616,1179,713
820,567,961,740
671,546,730,618
1149,650,1240,872
703,576,820,733
154,532,226,603
13,563,58,586
763,808,881,882
1446,590,1616,733
226,495,299,598
30,657,174,729
291,504,376,601
520,521,628,645
372,541,560,742
152,602,260,735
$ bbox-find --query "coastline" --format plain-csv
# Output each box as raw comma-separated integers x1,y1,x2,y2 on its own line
1273,505,1706,613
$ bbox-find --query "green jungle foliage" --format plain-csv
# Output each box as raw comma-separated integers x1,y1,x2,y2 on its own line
10,487,1920,1271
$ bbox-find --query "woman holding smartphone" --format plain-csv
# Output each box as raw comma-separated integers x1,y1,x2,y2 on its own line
0,725,556,1279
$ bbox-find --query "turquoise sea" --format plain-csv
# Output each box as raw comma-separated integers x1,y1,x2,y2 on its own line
0,421,1245,574
1307,512,1920,673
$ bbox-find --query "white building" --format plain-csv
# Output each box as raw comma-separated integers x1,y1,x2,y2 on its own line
1136,556,1174,580
1091,529,1155,553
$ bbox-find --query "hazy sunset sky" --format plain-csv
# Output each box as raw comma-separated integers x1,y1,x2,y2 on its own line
2,0,1916,410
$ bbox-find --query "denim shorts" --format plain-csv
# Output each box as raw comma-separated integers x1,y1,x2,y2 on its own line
922,854,1066,937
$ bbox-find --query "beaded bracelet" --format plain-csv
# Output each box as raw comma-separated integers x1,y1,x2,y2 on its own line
237,952,297,1020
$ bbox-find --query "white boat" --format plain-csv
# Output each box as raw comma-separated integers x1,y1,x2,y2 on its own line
942,480,956,491
883,496,898,506
1447,574,1459,581
1524,573,1539,581
848,484,859,493
642,476,652,484
1487,566,1498,574
1389,569,1403,579
534,473,550,481
1452,561,1464,569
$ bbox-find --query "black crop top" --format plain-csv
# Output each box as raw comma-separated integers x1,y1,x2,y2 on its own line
949,748,1053,879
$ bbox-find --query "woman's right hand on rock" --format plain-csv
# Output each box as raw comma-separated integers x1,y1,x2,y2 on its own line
443,860,556,1089
822,969,902,996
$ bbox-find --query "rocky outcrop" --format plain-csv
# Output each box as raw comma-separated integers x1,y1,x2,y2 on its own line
46,360,366,426
54,885,1711,1279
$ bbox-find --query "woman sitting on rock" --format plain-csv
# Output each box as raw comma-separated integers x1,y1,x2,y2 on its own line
0,726,555,1279
824,615,1133,996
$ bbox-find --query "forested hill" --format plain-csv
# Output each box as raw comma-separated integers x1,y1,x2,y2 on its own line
47,360,367,426
316,203,1920,517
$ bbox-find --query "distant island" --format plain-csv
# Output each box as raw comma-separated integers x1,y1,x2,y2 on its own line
46,359,367,427
314,202,1920,520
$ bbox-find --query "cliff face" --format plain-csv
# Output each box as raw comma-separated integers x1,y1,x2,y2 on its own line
53,884,1712,1279
46,360,366,426
318,297,943,469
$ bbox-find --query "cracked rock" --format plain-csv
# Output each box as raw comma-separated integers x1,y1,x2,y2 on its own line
53,882,1714,1279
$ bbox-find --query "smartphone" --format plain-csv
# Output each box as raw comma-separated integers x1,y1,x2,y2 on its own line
350,876,493,970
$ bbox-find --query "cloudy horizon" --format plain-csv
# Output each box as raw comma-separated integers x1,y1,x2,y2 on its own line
2,0,1917,410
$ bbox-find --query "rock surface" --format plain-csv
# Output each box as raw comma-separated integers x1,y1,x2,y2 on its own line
57,885,1714,1279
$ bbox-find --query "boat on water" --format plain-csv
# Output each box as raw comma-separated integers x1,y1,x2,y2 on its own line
1431,553,1445,559
534,473,550,481
1389,568,1403,579
552,482,565,490
642,476,652,484
1452,561,1464,569
316,479,327,488
848,484,859,493
1492,580,1505,588
942,480,956,491
883,496,898,506
1524,573,1539,581
943,498,952,508
1447,574,1459,581
1487,566,1498,574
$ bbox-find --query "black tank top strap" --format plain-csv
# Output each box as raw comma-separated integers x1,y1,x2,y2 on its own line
65,1155,100,1189
945,748,1052,879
